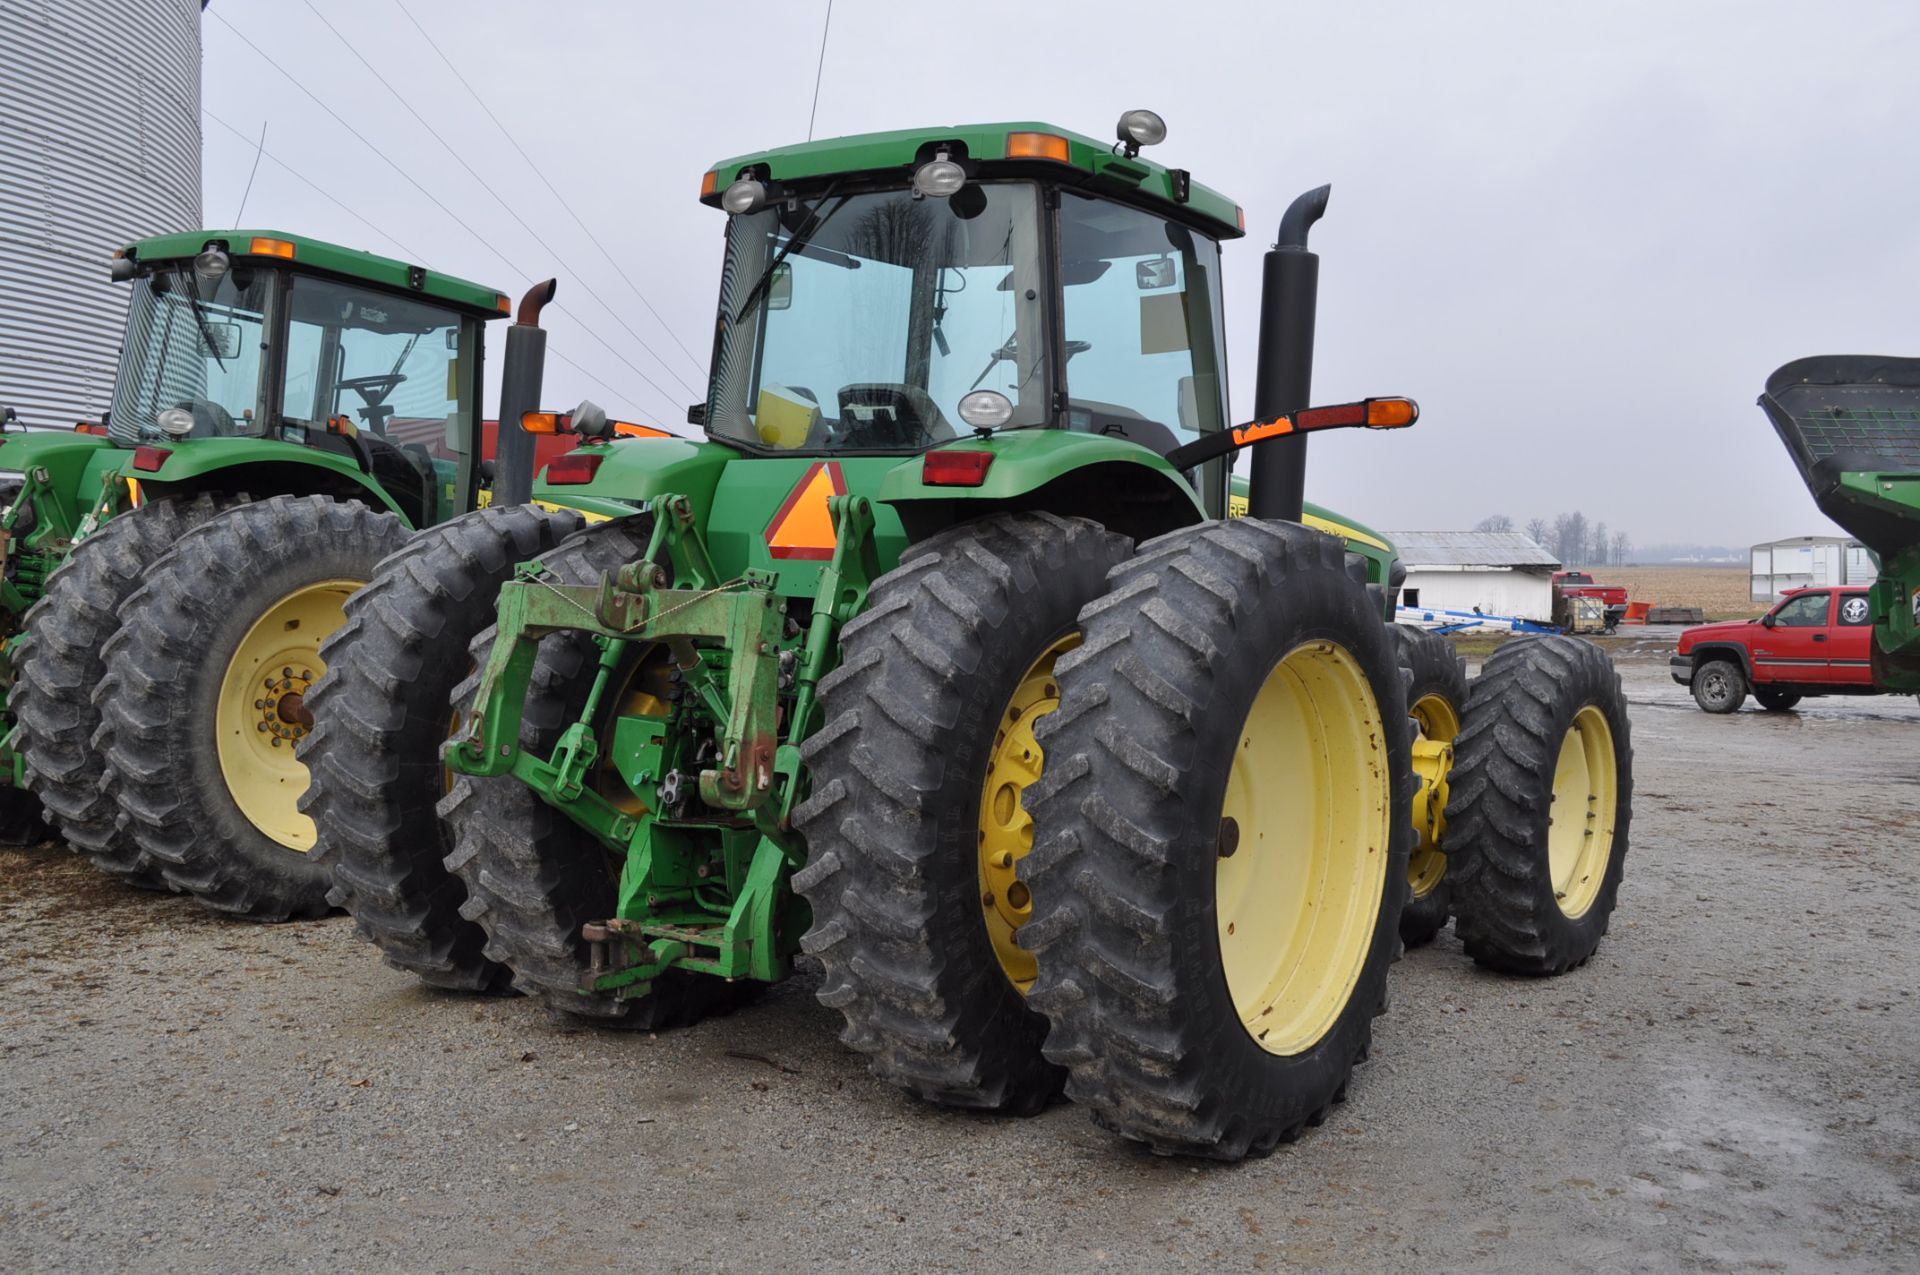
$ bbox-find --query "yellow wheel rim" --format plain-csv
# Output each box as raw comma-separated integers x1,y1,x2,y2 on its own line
1549,705,1618,918
977,634,1077,993
215,579,361,852
1407,690,1461,900
1217,641,1391,1056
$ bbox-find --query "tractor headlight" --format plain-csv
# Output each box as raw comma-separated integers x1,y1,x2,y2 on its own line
193,246,230,286
1116,109,1167,156
157,407,195,438
911,156,967,199
721,178,770,215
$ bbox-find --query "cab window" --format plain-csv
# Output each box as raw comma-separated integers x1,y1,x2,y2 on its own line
1772,593,1830,627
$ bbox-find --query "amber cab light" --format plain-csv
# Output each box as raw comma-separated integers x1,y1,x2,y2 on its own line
74,421,109,436
700,170,720,199
545,452,605,485
1006,132,1071,163
922,450,995,487
131,445,171,472
249,236,297,259
522,410,569,434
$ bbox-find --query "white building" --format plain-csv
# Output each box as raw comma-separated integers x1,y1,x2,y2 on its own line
1750,536,1876,601
1387,531,1561,622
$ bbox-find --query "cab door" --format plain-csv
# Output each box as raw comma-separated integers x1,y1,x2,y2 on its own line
1828,590,1875,684
1751,590,1833,683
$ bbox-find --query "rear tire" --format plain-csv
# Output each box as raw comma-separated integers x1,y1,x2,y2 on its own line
1389,625,1468,949
97,496,409,920
1445,636,1633,975
1753,688,1801,711
1691,658,1746,713
300,504,584,991
792,512,1131,1114
439,518,756,1029
1022,519,1411,1160
13,496,235,883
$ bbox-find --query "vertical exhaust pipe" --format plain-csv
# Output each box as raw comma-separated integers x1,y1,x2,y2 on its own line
495,278,557,508
1246,185,1329,522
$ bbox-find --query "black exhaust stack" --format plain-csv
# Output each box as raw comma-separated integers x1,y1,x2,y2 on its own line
495,278,558,507
1246,184,1329,521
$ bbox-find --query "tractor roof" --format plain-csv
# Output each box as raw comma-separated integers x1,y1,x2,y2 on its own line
703,121,1244,240
119,229,511,318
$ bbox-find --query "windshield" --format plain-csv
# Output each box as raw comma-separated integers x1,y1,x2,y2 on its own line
282,276,471,461
707,182,1048,453
110,267,271,444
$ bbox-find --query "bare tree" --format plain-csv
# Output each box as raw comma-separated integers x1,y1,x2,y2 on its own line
1524,516,1550,546
1611,530,1631,566
1591,520,1609,569
1552,511,1589,564
1474,514,1514,533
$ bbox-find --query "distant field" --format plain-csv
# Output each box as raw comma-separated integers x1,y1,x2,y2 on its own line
1606,565,1763,620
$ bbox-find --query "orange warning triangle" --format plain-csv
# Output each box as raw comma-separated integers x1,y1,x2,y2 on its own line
765,462,847,561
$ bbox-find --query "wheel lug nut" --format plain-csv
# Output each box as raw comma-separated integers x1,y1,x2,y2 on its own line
256,722,267,732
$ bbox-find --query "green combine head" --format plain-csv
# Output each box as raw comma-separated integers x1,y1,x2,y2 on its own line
1761,356,1920,691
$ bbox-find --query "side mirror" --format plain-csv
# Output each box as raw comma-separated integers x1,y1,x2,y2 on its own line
1136,257,1176,290
767,262,793,311
1761,612,1777,628
199,322,243,360
478,458,498,484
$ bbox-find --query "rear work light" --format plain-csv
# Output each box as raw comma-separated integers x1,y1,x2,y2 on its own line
545,452,605,485
131,446,171,472
921,450,995,487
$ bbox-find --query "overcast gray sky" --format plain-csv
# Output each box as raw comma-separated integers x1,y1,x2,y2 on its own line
200,0,1920,549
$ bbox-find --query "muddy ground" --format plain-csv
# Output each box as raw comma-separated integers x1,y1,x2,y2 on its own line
2,652,1915,1274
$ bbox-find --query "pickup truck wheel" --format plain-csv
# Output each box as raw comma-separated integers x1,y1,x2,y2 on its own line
1691,659,1746,714
1753,688,1801,712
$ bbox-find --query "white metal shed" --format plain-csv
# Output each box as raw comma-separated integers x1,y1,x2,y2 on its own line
1750,536,1876,601
1387,532,1561,622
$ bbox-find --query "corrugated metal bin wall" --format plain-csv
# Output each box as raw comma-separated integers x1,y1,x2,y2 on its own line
0,0,202,428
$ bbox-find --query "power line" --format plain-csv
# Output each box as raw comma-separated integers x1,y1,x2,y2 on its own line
391,0,708,379
808,0,836,141
204,9,683,422
203,109,671,427
296,0,702,404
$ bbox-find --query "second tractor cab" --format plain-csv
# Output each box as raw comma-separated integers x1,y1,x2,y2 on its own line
2,230,559,920
308,114,1636,1159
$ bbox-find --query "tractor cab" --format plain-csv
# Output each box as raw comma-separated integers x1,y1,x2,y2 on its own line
103,231,512,527
700,119,1240,517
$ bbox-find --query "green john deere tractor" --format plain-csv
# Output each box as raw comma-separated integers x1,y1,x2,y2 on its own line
306,114,1635,1158
2,230,558,920
1761,356,1920,694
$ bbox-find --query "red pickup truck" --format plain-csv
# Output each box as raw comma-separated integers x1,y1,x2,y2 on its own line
1670,586,1874,712
1553,571,1629,631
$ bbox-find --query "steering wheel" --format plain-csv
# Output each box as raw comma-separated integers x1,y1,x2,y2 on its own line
337,373,407,406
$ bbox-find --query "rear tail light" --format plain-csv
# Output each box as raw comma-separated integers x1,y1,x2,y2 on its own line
921,450,995,487
545,452,605,485
131,446,171,472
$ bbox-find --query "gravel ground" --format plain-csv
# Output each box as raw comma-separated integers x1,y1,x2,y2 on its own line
2,656,1916,1274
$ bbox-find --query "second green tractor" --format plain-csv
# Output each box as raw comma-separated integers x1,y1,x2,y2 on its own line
306,115,1635,1158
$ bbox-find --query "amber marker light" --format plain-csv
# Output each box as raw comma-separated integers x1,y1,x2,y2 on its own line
249,236,296,259
701,170,720,199
521,410,569,434
1006,132,1071,163
1363,397,1418,428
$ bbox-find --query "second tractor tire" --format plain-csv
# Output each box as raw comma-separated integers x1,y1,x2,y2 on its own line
1388,624,1469,949
1022,519,1413,1160
792,511,1132,1115
1444,635,1634,975
300,503,585,991
96,495,410,920
13,495,236,882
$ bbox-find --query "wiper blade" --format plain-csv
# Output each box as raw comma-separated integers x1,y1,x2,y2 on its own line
732,184,847,324
180,269,229,372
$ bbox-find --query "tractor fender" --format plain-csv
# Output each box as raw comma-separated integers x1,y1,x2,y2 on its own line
130,438,413,525
0,431,124,532
529,435,735,522
878,431,1206,545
